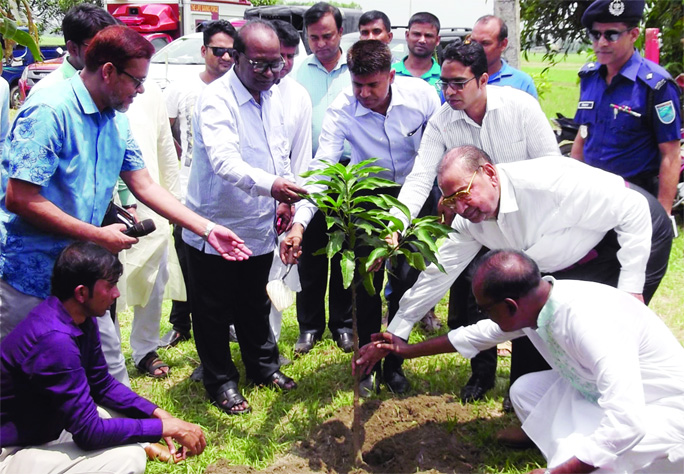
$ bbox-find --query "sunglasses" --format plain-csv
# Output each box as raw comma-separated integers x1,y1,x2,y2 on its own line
587,28,630,42
239,53,285,74
436,76,476,91
441,167,481,207
208,46,233,57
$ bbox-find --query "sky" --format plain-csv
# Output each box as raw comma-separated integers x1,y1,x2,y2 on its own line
352,0,494,29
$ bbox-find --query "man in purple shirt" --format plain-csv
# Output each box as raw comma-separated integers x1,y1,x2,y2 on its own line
0,242,206,473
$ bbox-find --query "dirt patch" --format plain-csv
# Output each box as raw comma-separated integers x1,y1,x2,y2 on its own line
206,394,492,474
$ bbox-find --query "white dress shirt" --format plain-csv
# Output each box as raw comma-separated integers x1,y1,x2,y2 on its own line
387,157,652,340
277,76,313,184
396,85,560,226
448,278,684,472
183,69,293,257
294,76,441,228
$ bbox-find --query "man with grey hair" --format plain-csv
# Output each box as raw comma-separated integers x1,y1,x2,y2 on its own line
184,20,306,415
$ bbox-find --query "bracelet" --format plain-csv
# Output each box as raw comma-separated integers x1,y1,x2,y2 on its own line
203,221,216,241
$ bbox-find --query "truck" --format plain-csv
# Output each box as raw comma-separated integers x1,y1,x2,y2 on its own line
105,0,252,40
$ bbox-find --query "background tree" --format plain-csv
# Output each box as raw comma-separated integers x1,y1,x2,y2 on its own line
520,0,683,77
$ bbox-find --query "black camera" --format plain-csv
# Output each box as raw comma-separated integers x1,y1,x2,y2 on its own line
101,202,156,238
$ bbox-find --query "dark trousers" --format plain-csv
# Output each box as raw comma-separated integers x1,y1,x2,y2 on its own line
450,183,674,385
185,244,279,395
296,209,353,337
169,224,192,334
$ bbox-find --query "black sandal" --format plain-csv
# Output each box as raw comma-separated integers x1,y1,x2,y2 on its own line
136,351,169,379
210,383,251,415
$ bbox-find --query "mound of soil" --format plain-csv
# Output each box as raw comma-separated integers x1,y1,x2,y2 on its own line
206,394,492,474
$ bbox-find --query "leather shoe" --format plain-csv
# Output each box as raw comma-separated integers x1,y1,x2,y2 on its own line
334,332,354,353
294,332,320,354
189,363,204,382
383,367,410,394
502,394,514,413
495,425,534,449
359,372,380,398
158,329,190,349
261,370,297,390
460,374,494,403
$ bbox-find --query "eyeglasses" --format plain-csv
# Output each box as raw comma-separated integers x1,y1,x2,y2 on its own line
239,53,285,73
441,167,480,206
436,76,476,91
587,28,630,42
116,67,146,89
476,299,502,317
207,46,233,57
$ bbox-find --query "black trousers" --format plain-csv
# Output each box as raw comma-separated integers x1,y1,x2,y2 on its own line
169,224,192,334
185,244,279,395
449,183,674,385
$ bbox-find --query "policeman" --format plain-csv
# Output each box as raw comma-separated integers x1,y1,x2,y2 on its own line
570,0,681,215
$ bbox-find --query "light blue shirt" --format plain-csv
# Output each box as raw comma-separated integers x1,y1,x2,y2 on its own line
183,69,293,257
294,76,441,227
488,59,538,99
0,77,9,157
0,74,145,298
294,53,350,156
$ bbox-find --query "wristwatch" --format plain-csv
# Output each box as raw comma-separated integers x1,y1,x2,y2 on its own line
203,221,216,241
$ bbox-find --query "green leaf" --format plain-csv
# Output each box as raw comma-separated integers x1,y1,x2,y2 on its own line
350,177,397,194
340,250,355,289
365,247,389,272
408,252,427,271
324,215,344,230
377,194,411,221
361,271,376,296
326,231,345,258
0,18,41,62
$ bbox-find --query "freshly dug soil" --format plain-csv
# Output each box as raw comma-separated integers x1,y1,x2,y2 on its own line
206,394,502,474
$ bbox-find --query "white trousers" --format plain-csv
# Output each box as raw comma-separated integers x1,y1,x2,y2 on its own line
0,279,130,386
511,370,684,474
0,407,146,474
130,247,169,365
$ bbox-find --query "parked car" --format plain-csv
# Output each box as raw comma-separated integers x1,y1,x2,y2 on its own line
18,32,172,104
2,43,65,108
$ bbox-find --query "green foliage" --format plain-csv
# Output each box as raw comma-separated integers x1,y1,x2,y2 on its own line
249,0,279,6
0,15,40,60
520,0,683,77
0,0,41,61
300,158,453,295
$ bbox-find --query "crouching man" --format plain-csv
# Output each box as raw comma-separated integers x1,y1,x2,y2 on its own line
0,242,206,474
355,250,684,474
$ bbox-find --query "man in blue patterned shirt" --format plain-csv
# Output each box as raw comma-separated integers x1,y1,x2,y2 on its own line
0,27,251,344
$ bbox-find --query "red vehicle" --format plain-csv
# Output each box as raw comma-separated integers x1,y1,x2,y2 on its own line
18,32,172,103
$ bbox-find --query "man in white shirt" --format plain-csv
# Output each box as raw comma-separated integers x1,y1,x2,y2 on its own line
394,41,560,403
292,2,353,355
382,146,672,403
183,20,307,415
161,20,237,350
355,249,684,474
281,40,440,395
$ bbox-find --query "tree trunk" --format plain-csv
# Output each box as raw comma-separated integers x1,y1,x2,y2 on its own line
350,281,364,466
495,0,521,68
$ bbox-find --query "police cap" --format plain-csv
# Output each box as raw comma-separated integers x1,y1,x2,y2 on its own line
581,0,645,29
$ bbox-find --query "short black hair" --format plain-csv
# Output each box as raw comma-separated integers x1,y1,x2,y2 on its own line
347,40,392,76
359,10,391,32
203,19,237,45
475,15,508,42
442,41,488,79
408,12,440,32
473,249,541,303
233,19,278,55
304,2,342,30
62,4,118,45
272,19,300,48
51,242,123,302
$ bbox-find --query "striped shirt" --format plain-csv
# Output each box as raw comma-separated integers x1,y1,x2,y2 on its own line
396,85,560,223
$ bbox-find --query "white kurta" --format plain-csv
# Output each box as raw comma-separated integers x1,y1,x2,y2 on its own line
449,278,684,472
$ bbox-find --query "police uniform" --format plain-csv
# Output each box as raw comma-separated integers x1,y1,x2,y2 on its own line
575,51,681,192
574,0,682,194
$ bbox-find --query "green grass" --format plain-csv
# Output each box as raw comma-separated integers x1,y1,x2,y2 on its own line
121,228,684,474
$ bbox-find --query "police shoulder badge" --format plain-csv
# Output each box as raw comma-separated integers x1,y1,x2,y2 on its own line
655,101,676,124
609,0,625,16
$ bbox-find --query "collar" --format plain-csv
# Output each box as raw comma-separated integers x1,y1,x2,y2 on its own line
496,165,519,216
47,296,84,338
229,68,272,106
71,73,106,116
536,276,557,330
395,56,440,79
307,51,347,73
489,59,513,81
353,84,400,117
60,55,79,79
617,49,641,82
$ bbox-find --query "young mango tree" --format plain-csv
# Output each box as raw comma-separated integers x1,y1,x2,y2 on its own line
300,158,452,466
